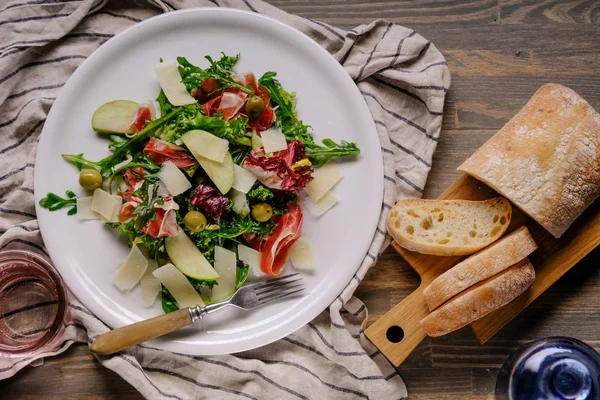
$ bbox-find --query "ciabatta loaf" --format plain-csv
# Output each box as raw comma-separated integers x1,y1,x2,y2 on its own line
458,83,600,238
387,198,512,256
423,226,537,311
420,258,535,337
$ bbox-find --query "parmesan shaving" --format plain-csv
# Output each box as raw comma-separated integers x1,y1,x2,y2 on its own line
212,246,237,300
305,160,342,202
158,161,192,196
113,244,148,291
153,263,205,308
155,61,196,106
77,196,99,220
232,164,257,194
303,190,338,218
140,260,160,308
91,189,119,220
238,244,264,280
289,238,315,271
261,128,288,153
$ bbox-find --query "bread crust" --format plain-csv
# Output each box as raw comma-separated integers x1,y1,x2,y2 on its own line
420,258,535,337
423,226,537,311
458,83,600,238
386,198,512,256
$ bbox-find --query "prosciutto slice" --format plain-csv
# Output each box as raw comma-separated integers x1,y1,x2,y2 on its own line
143,138,197,168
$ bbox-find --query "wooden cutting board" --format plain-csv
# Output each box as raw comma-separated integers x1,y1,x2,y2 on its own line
364,174,600,367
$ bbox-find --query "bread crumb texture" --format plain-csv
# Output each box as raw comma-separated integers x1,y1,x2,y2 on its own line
387,198,512,256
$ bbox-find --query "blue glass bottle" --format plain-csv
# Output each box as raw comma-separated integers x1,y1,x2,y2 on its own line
495,337,600,400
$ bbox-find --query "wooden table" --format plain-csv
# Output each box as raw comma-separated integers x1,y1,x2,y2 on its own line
3,1,600,398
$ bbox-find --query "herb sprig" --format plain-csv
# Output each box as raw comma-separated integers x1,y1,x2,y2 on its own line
39,190,77,215
258,71,360,166
178,54,253,95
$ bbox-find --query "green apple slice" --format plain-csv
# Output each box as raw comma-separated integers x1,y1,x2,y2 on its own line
91,100,139,134
165,230,220,281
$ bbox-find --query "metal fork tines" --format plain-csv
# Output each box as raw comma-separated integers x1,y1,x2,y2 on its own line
233,273,305,309
190,274,306,321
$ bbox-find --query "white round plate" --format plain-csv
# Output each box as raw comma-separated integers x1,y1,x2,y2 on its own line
35,9,383,355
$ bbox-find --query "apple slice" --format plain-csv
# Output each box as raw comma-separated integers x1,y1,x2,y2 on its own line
195,152,235,195
165,230,220,281
91,100,139,134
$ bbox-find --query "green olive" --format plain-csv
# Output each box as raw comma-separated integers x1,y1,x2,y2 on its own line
246,96,265,119
184,210,207,232
79,169,103,191
251,203,273,222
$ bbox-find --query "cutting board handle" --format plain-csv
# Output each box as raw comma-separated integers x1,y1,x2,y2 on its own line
365,284,430,367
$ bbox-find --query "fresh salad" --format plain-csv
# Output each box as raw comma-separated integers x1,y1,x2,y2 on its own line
40,53,359,313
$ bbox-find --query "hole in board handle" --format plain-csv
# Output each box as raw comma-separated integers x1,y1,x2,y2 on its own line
386,326,404,343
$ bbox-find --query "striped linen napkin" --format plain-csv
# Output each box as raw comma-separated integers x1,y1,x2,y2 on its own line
0,0,450,398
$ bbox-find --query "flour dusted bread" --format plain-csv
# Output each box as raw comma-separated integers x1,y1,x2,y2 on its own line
423,226,537,311
387,198,512,256
459,83,600,238
420,258,535,337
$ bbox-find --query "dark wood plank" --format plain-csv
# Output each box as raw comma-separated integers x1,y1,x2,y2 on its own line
1,344,141,399
269,0,499,26
499,0,600,23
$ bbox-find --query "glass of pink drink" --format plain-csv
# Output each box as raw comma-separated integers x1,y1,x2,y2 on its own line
0,250,68,357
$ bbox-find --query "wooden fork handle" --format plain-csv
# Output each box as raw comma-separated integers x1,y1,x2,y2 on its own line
90,308,192,355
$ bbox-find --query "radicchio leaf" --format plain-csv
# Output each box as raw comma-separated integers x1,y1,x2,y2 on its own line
190,184,231,220
244,140,313,192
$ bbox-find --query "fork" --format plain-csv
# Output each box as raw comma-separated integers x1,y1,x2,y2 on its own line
90,274,305,355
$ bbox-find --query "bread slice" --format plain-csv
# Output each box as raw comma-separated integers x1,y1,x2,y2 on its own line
420,258,535,338
423,226,537,311
386,198,512,256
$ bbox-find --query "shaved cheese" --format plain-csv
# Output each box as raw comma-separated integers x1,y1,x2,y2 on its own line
91,189,119,220
140,260,160,307
212,246,237,300
153,263,205,308
232,164,257,193
77,196,99,220
289,238,315,271
304,190,338,218
229,188,250,216
100,195,123,223
261,128,288,153
155,61,196,106
305,160,342,202
238,244,264,280
113,244,148,291
181,130,229,163
158,161,192,196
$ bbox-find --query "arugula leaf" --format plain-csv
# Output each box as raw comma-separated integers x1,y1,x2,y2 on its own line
236,261,250,289
156,89,174,116
230,144,251,166
160,286,179,313
305,139,360,166
177,54,253,95
38,190,77,215
258,71,361,166
63,110,178,179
